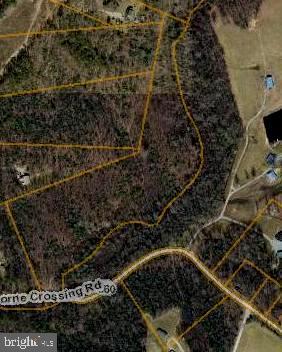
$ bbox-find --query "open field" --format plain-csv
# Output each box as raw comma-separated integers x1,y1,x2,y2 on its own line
214,0,282,124
260,214,282,239
68,0,160,24
146,308,190,352
237,321,282,352
234,118,270,184
213,0,282,187
226,199,258,224
0,0,55,71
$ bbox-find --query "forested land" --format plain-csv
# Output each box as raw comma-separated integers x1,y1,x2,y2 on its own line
0,147,126,201
0,207,34,293
0,0,269,350
125,256,224,331
10,90,199,289
185,298,243,352
0,290,149,352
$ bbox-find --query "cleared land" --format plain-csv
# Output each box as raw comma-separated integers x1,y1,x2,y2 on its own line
146,308,190,352
0,0,49,71
237,321,282,352
214,0,282,123
0,23,158,95
67,0,161,24
213,0,282,187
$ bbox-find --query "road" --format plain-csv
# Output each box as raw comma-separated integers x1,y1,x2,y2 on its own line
78,247,282,335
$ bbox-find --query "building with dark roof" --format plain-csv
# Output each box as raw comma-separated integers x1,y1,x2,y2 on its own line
266,152,277,166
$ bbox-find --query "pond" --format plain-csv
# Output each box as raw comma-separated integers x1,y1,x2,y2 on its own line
264,110,282,144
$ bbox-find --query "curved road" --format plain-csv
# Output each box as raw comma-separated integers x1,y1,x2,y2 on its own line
78,247,282,335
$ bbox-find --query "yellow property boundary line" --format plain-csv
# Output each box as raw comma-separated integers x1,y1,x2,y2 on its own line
266,294,281,316
2,1,280,335
2,0,205,304
0,142,137,151
115,249,282,335
173,296,229,345
121,281,167,352
243,259,280,288
0,21,161,40
0,152,138,206
0,19,160,149
1,1,280,340
50,0,185,25
213,199,282,276
48,0,109,26
4,203,42,292
0,17,162,198
132,0,186,24
0,1,280,338
111,249,281,336
0,70,150,99
60,0,207,285
249,278,268,304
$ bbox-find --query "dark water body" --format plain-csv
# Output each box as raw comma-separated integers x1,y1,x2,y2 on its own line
264,110,282,144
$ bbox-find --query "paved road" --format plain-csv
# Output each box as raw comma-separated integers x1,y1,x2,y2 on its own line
78,247,282,335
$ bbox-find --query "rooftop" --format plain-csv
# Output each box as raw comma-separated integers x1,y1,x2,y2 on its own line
265,74,275,90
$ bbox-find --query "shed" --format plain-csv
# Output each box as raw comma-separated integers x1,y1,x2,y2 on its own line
265,74,275,90
265,152,277,166
266,169,278,184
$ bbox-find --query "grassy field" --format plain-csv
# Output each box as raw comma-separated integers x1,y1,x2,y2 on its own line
237,321,282,352
146,308,190,352
214,0,282,187
214,0,282,124
0,0,54,70
260,214,282,239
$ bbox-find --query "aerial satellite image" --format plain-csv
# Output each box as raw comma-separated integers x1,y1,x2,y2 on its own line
0,0,281,351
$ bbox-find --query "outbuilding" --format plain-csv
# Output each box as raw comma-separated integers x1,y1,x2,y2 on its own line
265,74,275,90
265,152,277,166
266,169,278,184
